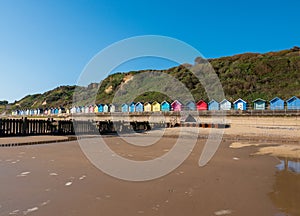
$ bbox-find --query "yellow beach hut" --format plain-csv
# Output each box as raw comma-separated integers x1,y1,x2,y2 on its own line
94,105,98,113
152,101,161,112
144,102,152,112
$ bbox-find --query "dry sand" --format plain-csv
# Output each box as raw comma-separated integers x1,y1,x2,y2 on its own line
193,116,300,139
179,115,300,160
222,116,300,160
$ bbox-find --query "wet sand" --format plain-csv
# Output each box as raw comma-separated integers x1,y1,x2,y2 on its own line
1,116,300,216
0,135,283,216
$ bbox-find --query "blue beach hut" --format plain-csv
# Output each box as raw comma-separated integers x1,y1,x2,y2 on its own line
121,103,129,112
38,108,43,115
129,102,135,112
286,96,300,110
185,101,196,111
98,104,104,112
80,106,85,113
270,97,284,110
51,108,55,114
161,101,171,112
233,98,247,110
135,102,144,112
208,99,219,110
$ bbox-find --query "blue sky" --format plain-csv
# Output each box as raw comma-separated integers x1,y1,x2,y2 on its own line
0,0,299,102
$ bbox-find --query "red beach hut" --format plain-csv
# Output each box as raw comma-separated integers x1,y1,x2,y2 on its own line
196,100,208,110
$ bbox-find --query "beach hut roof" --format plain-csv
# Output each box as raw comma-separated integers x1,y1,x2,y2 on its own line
161,100,170,104
220,99,230,104
196,100,207,104
286,96,300,103
186,100,195,105
233,98,247,104
270,97,283,103
253,98,266,102
208,99,218,104
171,100,182,105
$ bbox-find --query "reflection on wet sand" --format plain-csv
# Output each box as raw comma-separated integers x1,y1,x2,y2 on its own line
276,159,300,173
270,159,300,215
0,139,279,216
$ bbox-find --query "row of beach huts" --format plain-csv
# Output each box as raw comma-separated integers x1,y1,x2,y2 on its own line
11,96,300,116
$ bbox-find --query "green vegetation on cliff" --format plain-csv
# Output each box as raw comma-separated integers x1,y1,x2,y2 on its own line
8,47,300,110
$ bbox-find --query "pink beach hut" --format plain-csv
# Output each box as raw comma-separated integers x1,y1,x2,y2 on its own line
89,105,94,113
171,100,182,111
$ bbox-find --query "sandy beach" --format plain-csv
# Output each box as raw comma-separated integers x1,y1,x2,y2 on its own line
0,116,300,216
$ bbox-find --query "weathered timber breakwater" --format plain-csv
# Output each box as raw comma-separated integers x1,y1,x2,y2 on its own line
3,109,300,138
0,116,230,138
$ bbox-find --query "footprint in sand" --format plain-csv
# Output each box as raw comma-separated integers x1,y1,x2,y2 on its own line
79,175,86,180
65,181,73,186
17,171,31,177
214,209,232,215
9,209,20,215
40,200,50,206
11,160,20,164
23,207,39,215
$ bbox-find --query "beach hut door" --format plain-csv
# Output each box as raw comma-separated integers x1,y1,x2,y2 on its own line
238,103,243,110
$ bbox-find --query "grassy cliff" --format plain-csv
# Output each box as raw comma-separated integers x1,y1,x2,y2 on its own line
8,46,300,110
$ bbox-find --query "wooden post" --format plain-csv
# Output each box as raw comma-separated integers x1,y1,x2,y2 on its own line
22,117,27,136
0,119,2,136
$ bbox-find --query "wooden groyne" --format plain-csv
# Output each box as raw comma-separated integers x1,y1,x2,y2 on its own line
0,118,74,137
0,117,230,137
0,118,154,137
